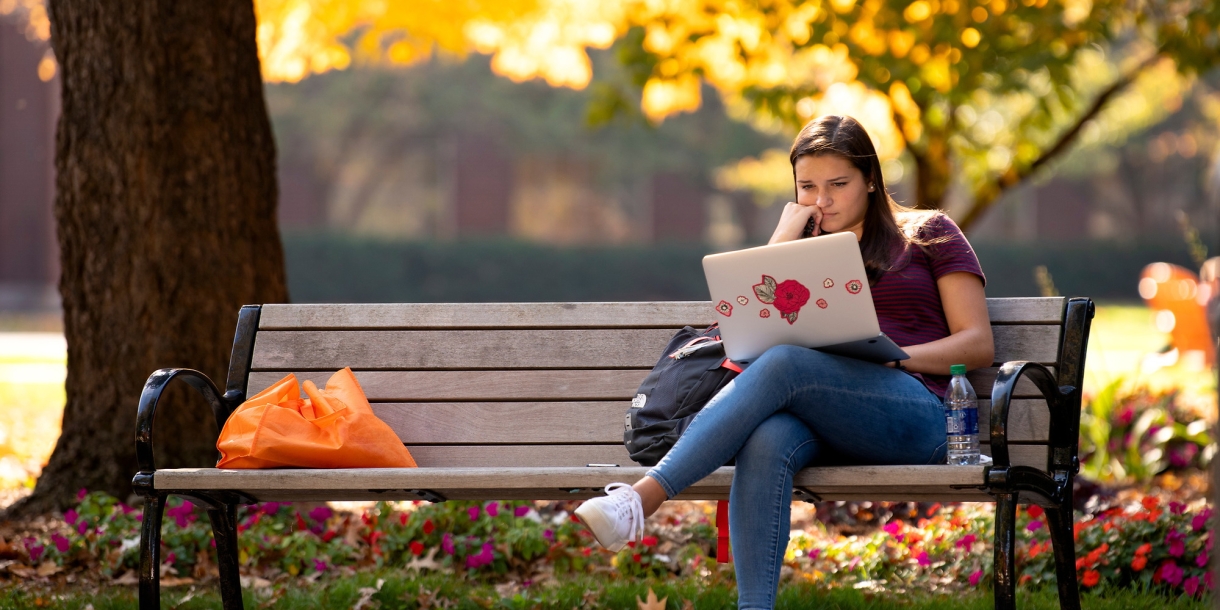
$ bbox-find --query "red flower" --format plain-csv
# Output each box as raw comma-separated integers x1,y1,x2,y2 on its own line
1026,505,1044,519
632,553,642,563
759,309,771,318
423,519,435,535
715,300,733,317
1136,543,1152,556
410,541,425,556
773,280,810,317
642,536,658,548
1142,496,1159,511
1132,555,1147,571
1082,570,1100,587
399,513,409,526
322,530,337,543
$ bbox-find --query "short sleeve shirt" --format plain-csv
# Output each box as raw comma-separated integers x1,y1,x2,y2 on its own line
871,213,986,398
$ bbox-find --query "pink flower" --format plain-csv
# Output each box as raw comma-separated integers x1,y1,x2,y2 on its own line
543,529,554,541
916,551,930,567
809,549,820,560
468,506,481,521
1192,508,1212,532
165,552,176,566
465,542,495,569
1026,520,1043,532
77,521,88,536
1170,502,1187,515
64,509,79,526
1184,576,1201,596
969,569,984,586
442,533,455,555
313,558,328,572
261,502,281,515
1158,561,1184,586
486,502,499,517
956,534,976,549
51,533,69,553
1198,552,1209,567
308,506,333,523
76,488,88,501
514,505,530,518
1166,529,1186,557
883,522,901,535
25,539,44,563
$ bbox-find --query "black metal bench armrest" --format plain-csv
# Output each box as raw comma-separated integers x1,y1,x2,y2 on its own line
988,361,1066,469
132,368,236,494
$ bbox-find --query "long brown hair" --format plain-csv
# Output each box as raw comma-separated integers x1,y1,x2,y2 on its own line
789,115,933,285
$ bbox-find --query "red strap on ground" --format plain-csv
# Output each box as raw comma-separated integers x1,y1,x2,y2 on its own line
716,499,731,563
721,359,743,373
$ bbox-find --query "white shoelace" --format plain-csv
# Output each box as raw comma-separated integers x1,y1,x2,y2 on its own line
603,482,645,542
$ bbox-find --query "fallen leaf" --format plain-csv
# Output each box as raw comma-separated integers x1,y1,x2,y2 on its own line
112,570,139,585
681,600,694,610
161,576,196,587
405,547,449,572
240,575,273,589
637,588,667,610
35,561,61,577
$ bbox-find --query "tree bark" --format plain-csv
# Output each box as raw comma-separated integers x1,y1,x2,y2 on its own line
910,128,951,211
7,0,287,516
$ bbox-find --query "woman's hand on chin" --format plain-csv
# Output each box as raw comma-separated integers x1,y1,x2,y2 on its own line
769,202,822,244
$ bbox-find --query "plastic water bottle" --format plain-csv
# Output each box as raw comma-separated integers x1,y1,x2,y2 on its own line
945,364,980,465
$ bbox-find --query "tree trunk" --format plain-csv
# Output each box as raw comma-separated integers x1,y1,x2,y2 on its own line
7,0,287,516
910,129,950,211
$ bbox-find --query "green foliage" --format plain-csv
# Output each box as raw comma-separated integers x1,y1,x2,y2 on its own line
281,233,1203,303
1079,382,1214,482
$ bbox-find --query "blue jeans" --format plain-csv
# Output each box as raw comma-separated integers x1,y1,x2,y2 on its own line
645,345,947,609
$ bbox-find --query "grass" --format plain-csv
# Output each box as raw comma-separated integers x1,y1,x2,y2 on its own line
0,573,1210,609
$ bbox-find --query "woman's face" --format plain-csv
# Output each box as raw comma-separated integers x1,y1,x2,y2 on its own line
794,153,871,238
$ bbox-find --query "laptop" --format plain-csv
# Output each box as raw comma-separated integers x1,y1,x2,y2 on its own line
702,232,909,363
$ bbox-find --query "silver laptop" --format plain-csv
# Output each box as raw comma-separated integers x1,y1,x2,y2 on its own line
702,232,908,363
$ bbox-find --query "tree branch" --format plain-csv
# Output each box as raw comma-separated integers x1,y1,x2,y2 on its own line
957,51,1164,231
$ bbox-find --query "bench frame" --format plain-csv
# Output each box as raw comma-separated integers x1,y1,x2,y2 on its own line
133,297,1094,610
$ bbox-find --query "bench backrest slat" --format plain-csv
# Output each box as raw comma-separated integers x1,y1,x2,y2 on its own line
244,298,1065,471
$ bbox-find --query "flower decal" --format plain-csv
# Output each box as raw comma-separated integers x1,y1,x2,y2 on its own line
715,300,733,317
736,295,749,305
846,279,863,294
823,278,834,289
753,274,811,324
816,298,828,309
759,309,770,318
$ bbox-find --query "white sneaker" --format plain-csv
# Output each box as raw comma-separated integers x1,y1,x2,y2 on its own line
574,482,645,552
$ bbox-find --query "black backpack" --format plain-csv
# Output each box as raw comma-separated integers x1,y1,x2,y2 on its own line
623,324,746,466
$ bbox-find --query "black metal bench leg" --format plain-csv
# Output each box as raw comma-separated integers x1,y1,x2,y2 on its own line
993,493,1017,610
139,494,167,610
1045,506,1081,610
208,502,245,610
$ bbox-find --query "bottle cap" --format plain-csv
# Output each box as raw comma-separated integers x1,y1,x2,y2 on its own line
950,364,967,375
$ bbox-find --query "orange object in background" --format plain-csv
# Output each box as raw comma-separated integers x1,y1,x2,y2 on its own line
217,368,417,469
1139,263,1215,368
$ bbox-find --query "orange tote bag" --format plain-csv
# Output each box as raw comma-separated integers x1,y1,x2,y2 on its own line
216,368,417,469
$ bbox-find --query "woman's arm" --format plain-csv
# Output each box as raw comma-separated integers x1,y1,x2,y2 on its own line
889,271,994,374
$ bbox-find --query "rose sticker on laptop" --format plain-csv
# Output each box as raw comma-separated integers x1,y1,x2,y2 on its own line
753,275,811,325
715,300,734,316
846,279,863,294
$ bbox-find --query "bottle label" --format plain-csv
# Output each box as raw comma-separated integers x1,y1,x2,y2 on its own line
945,407,978,436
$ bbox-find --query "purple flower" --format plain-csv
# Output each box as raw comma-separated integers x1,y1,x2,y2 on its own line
486,502,499,517
543,529,554,541
261,502,281,515
51,533,69,553
956,534,976,549
64,509,79,526
1184,575,1201,596
442,532,455,555
1196,552,1209,568
1170,502,1187,515
77,521,88,536
916,551,930,567
76,488,88,501
1166,529,1186,557
308,506,333,523
1160,561,1184,586
465,541,496,569
26,541,44,563
969,569,983,586
1026,520,1043,532
809,549,820,560
468,505,481,521
514,505,530,518
165,552,177,566
313,558,328,572
1192,508,1213,532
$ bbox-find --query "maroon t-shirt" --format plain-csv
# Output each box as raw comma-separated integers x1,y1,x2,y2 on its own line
871,213,986,398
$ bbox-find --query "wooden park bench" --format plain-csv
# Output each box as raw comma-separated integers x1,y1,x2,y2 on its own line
134,296,1093,610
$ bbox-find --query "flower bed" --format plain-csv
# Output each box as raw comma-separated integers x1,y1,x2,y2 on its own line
0,488,1211,600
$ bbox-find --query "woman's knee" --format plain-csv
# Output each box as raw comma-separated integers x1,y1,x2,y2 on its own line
736,413,817,469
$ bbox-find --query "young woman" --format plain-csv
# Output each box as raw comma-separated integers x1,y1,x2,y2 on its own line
574,115,994,609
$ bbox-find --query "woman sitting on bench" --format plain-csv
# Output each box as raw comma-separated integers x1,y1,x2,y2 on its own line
575,114,994,610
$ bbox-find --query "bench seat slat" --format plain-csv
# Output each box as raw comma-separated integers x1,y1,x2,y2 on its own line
257,298,1064,330
247,367,1055,401
371,399,1051,444
248,326,1058,371
213,489,998,502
